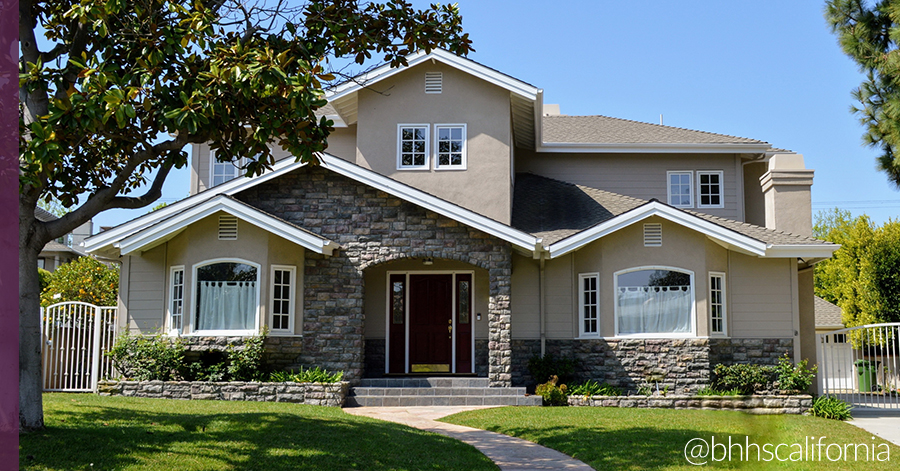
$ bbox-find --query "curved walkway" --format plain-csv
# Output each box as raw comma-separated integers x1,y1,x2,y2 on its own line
344,406,594,471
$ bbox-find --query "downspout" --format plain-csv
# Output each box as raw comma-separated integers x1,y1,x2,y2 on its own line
539,252,546,357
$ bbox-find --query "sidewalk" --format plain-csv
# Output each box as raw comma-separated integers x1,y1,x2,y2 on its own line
344,406,594,471
848,408,900,447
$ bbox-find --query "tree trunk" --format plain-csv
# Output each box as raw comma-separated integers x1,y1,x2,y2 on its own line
19,212,44,431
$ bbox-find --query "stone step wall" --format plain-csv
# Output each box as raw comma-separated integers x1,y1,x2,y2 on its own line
98,380,348,407
568,394,813,415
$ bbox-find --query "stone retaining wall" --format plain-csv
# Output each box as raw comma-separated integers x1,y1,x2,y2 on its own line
98,380,349,407
178,336,305,372
568,394,813,415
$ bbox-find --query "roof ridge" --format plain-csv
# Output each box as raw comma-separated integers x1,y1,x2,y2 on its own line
544,114,767,144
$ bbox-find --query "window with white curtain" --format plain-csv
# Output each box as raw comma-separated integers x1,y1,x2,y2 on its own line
615,267,694,336
194,260,258,333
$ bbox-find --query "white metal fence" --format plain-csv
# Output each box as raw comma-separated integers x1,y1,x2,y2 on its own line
818,323,900,409
41,302,118,392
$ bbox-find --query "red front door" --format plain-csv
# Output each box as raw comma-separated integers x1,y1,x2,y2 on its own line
408,274,453,371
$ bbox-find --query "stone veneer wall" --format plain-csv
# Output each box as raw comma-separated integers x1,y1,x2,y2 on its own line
512,338,795,394
568,394,813,415
179,336,305,372
236,167,513,386
98,380,348,407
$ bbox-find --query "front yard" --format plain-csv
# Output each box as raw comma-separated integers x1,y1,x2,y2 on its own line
442,406,899,470
19,394,495,471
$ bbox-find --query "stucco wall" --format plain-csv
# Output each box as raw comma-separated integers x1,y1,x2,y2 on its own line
516,151,744,221
355,62,513,223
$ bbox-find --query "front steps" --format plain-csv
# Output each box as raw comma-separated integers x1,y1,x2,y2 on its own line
346,377,542,407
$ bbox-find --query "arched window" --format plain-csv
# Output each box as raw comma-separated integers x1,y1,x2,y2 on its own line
615,267,694,336
194,260,259,333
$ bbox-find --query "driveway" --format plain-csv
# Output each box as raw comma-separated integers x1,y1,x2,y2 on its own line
849,408,900,446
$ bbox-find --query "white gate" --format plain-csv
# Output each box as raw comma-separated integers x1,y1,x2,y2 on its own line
41,302,118,392
818,323,900,409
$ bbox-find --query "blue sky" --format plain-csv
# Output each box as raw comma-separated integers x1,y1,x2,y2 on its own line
92,0,900,230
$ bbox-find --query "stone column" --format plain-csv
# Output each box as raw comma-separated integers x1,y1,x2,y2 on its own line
488,248,513,387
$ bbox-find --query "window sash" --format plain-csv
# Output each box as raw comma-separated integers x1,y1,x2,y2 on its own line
697,171,723,208
398,125,429,169
579,273,599,335
709,273,726,335
169,267,184,334
434,124,466,169
667,171,693,208
271,266,295,333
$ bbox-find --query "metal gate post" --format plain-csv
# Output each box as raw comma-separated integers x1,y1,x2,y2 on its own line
90,304,102,392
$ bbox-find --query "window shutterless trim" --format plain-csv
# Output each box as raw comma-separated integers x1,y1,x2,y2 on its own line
613,265,696,337
190,257,261,336
709,271,727,336
397,124,431,170
578,272,600,337
667,170,694,208
167,265,185,336
269,265,297,335
697,170,725,209
433,123,467,170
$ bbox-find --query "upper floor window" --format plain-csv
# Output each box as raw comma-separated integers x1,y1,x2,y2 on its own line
615,267,694,336
397,125,430,169
211,152,243,187
697,171,724,208
667,171,693,208
434,124,466,170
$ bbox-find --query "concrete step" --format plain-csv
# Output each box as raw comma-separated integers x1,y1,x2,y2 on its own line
350,387,527,397
359,377,490,388
347,377,541,407
345,394,542,407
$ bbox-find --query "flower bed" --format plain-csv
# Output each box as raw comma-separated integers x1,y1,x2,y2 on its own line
567,394,813,414
98,380,349,407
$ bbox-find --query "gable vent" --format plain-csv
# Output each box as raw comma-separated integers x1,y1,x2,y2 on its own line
643,223,662,247
218,215,238,240
425,72,442,94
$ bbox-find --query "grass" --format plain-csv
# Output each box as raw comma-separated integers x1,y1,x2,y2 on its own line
20,393,496,471
442,406,900,470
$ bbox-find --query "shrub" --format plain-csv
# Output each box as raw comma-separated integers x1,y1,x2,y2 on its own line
41,257,118,307
528,353,576,385
569,380,622,397
696,387,743,396
774,353,817,392
270,366,344,383
535,375,569,406
809,395,853,421
106,333,184,381
38,268,52,292
227,333,267,381
712,363,775,394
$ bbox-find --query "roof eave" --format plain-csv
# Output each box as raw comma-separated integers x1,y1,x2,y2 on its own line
535,142,772,154
765,244,840,260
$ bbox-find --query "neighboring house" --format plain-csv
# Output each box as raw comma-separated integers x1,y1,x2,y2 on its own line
84,49,838,393
815,296,844,335
36,207,92,272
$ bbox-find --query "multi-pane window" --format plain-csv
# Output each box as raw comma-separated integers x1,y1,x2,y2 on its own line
579,273,599,335
169,267,184,333
398,125,429,168
709,273,726,335
667,171,693,208
211,151,242,187
698,171,724,208
435,125,466,169
271,266,295,333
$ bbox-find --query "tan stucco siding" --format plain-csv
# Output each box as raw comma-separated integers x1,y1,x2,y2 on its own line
363,259,490,340
510,253,540,338
124,245,166,333
326,125,357,162
728,254,794,338
355,62,513,223
511,253,575,340
516,151,743,221
743,161,767,227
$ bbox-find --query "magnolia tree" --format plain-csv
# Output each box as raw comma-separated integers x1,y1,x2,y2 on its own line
19,0,471,430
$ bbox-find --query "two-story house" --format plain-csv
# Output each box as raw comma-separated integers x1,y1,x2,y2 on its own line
85,49,837,393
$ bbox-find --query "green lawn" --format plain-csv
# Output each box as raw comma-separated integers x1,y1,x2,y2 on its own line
442,406,900,470
20,394,496,471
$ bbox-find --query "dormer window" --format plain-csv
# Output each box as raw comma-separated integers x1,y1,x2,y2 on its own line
397,124,430,169
434,124,466,170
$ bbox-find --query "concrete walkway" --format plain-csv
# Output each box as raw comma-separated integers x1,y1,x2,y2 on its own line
345,406,594,471
849,408,900,447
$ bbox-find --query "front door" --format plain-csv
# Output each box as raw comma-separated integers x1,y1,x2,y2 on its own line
386,272,474,374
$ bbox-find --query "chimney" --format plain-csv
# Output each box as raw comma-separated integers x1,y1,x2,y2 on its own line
759,153,814,237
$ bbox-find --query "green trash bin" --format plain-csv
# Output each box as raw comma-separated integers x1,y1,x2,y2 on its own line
855,360,880,392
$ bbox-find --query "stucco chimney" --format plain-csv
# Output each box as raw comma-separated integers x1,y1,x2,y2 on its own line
759,153,814,237
542,104,560,116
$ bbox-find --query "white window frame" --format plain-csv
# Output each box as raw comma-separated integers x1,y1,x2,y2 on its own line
269,265,297,335
667,171,694,208
167,265,185,336
433,124,467,170
397,124,431,170
613,265,696,338
709,272,727,336
578,272,600,338
209,150,245,188
697,170,725,209
190,258,261,336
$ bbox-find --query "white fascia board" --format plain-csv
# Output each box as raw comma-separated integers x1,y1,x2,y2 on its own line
84,157,310,254
764,244,840,259
547,202,767,258
326,49,539,102
119,196,336,256
536,142,773,154
320,155,540,252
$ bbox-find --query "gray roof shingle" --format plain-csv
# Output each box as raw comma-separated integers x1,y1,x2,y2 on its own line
542,115,768,146
815,296,844,328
